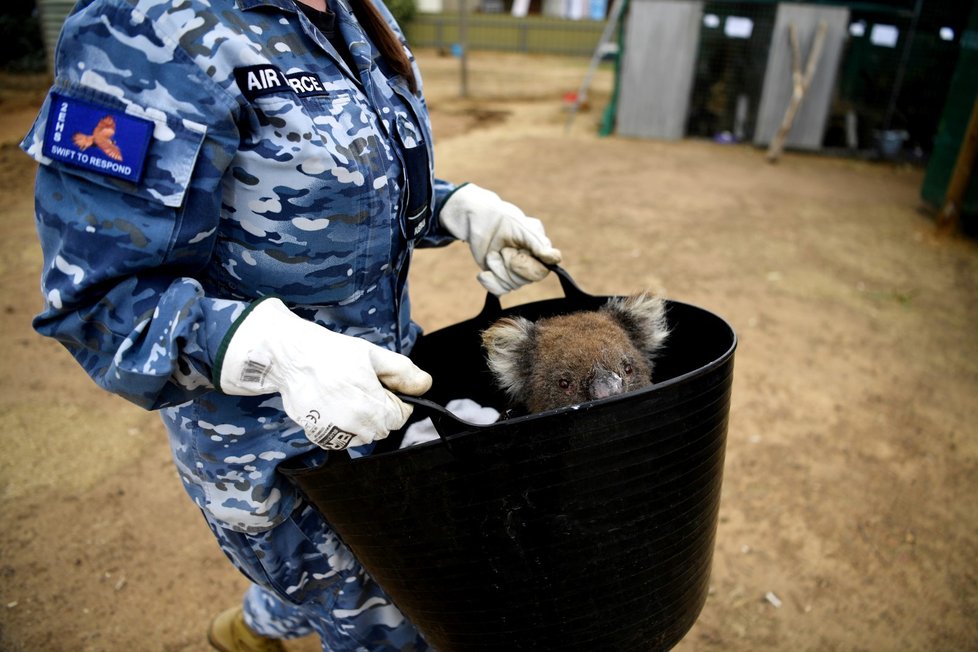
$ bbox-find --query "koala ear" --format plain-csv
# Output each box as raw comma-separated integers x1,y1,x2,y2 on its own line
601,292,670,357
481,316,536,400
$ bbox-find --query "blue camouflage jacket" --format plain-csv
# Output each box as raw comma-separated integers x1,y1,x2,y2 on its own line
21,0,458,533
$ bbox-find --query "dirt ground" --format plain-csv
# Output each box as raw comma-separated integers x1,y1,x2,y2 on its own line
1,50,976,652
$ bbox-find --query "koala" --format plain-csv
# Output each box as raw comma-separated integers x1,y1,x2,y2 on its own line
481,293,670,414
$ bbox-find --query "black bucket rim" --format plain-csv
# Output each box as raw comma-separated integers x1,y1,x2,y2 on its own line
390,265,737,445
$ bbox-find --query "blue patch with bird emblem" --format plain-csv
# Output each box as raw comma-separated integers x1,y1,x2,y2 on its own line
42,94,154,183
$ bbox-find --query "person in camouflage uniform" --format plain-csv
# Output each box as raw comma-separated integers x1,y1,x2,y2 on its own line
20,0,561,650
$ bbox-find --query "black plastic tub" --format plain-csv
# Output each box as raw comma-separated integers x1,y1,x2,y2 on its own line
280,268,737,651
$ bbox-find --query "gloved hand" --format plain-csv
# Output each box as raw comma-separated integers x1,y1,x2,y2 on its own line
440,183,562,295
214,298,432,450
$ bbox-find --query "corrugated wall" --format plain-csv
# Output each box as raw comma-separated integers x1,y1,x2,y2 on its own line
753,3,850,149
37,0,77,74
616,0,704,140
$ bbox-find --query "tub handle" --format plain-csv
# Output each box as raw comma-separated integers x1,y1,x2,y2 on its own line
551,264,598,305
473,264,600,323
397,394,491,455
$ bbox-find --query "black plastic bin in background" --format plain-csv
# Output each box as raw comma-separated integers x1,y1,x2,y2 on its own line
281,268,737,651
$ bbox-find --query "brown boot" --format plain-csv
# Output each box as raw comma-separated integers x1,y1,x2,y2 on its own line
207,606,286,652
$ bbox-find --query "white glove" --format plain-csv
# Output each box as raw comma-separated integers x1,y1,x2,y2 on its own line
215,298,432,450
440,183,562,295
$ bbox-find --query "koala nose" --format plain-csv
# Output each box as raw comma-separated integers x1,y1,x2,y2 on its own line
589,371,624,400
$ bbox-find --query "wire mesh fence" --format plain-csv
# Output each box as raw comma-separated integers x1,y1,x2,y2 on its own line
684,0,971,156
408,0,972,157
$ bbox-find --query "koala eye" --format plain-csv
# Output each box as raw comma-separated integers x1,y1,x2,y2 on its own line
623,363,634,375
558,378,571,389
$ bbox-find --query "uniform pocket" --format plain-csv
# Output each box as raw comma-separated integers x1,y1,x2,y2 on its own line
246,499,356,606
23,84,206,209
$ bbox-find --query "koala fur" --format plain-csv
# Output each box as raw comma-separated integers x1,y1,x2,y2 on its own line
481,293,670,413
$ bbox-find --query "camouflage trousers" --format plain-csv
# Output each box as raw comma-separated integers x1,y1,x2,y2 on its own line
202,499,430,651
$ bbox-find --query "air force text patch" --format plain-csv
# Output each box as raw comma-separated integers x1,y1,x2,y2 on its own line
42,94,154,184
234,65,329,100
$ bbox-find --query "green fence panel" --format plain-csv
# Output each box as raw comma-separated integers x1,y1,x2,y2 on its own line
406,13,605,55
920,4,978,221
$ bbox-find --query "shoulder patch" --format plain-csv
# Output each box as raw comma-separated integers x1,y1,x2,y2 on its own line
42,94,154,184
